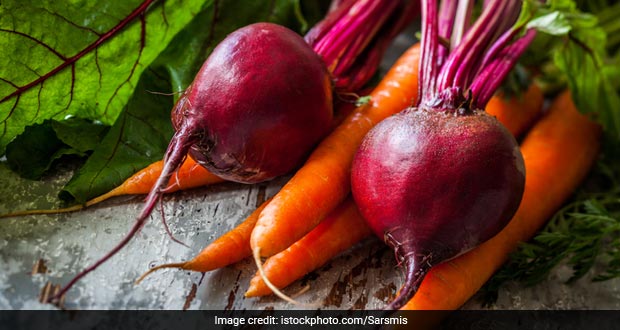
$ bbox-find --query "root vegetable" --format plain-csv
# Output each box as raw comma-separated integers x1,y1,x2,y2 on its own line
351,0,534,310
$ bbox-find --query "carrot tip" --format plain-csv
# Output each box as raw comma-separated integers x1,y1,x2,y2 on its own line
252,247,320,308
0,185,127,219
135,262,187,285
291,284,311,299
0,204,86,219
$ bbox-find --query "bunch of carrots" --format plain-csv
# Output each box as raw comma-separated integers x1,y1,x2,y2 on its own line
2,0,603,312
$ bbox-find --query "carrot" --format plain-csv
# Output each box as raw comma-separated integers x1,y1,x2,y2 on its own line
135,197,273,283
401,90,601,310
250,43,421,258
114,156,224,196
245,197,370,297
241,84,544,298
0,156,225,218
486,83,544,138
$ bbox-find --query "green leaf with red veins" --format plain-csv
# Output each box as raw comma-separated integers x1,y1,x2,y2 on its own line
0,0,208,154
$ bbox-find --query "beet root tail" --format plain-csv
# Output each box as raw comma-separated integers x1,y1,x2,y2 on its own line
49,127,198,303
386,255,429,310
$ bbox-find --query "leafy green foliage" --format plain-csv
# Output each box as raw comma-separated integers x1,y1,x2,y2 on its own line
478,0,620,306
517,0,620,141
59,69,174,203
5,118,108,180
0,0,213,155
553,26,620,142
51,118,110,154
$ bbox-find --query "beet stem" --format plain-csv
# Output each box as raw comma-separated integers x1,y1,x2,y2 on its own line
451,0,507,89
437,0,459,66
471,29,537,107
311,0,396,70
479,27,521,71
49,126,198,303
419,0,530,111
436,0,505,92
334,0,420,92
304,0,357,46
306,0,414,92
450,0,474,51
418,0,440,107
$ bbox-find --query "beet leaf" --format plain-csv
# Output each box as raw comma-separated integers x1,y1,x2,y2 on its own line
0,0,212,154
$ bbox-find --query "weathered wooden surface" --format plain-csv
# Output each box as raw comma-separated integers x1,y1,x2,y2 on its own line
2,161,620,310
0,161,399,310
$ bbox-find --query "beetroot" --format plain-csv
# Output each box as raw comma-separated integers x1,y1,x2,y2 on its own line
351,108,525,309
351,0,535,310
172,23,333,183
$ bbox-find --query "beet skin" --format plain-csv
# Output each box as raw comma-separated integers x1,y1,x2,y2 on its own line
351,107,525,309
172,23,333,183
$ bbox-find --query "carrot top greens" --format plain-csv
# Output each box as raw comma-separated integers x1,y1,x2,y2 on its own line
520,0,620,140
481,0,620,305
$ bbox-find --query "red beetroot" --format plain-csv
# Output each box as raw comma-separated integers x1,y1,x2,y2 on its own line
172,23,332,183
351,0,535,310
50,22,333,302
351,107,525,309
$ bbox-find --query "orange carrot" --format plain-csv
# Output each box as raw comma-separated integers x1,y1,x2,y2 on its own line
250,43,422,258
402,90,601,310
0,156,225,218
119,156,224,195
245,197,370,297
135,197,273,283
241,84,544,298
486,83,544,138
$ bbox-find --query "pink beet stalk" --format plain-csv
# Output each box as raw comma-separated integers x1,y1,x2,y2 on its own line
307,0,419,91
351,0,536,310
